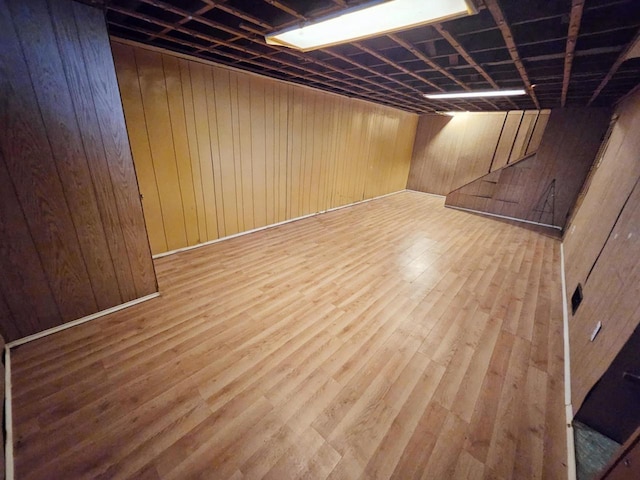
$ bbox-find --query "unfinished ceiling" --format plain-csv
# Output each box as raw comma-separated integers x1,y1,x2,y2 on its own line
105,0,640,113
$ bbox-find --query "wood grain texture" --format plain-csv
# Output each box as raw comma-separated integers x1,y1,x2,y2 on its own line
11,192,567,480
407,110,551,195
0,0,156,341
72,3,157,298
445,107,611,228
564,89,640,410
491,111,523,172
507,111,538,164
112,41,418,255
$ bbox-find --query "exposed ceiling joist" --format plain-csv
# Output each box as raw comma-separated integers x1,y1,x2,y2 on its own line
589,27,640,105
105,0,640,112
484,0,541,109
561,0,585,107
430,24,517,110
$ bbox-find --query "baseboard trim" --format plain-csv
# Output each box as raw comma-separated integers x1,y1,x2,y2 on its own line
404,189,446,198
152,190,404,260
561,243,577,480
446,205,562,230
3,291,161,480
4,347,13,480
6,292,161,349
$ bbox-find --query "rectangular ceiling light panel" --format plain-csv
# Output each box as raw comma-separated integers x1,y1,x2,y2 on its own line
425,89,527,99
265,0,476,51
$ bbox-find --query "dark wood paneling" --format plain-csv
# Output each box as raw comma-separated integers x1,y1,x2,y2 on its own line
1,0,97,321
569,178,640,409
0,153,60,340
0,290,12,342
564,90,640,307
597,427,640,480
407,110,551,196
11,0,121,311
575,325,640,444
564,89,640,412
48,0,138,302
0,0,157,341
73,4,157,297
445,108,611,228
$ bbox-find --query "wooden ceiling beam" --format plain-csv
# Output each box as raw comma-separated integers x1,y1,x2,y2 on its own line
354,42,486,111
485,0,541,109
561,0,585,107
263,0,307,20
146,4,217,42
353,42,443,92
321,48,452,111
390,32,501,110
431,25,518,110
588,27,640,106
388,32,470,90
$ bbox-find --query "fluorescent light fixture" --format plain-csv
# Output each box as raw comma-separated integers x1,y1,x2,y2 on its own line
265,0,476,52
440,111,469,116
424,89,527,99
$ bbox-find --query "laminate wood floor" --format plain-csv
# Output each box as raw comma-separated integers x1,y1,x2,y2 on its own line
11,191,567,479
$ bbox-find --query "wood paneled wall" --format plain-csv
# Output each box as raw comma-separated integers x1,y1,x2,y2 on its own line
444,108,611,228
407,110,550,196
111,41,418,255
563,89,640,410
0,0,156,341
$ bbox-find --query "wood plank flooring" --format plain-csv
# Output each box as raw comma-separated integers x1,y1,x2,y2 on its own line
10,191,567,479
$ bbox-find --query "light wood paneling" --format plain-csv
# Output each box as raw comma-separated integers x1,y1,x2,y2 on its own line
11,191,567,480
526,111,551,155
113,41,418,255
407,110,550,195
0,0,156,341
491,110,523,172
445,107,611,228
563,89,640,410
508,111,538,163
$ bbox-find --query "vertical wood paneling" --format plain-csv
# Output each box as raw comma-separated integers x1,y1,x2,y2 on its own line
508,111,538,163
526,111,550,155
21,0,121,311
163,55,199,246
212,68,240,236
73,4,156,298
0,152,60,339
179,59,208,242
2,0,97,320
0,0,156,341
563,89,640,411
445,108,612,229
49,0,137,302
0,289,13,341
113,41,419,255
136,48,187,251
408,110,551,195
111,42,167,254
491,111,523,171
206,67,227,237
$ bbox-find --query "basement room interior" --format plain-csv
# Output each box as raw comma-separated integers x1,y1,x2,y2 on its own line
1,0,639,479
